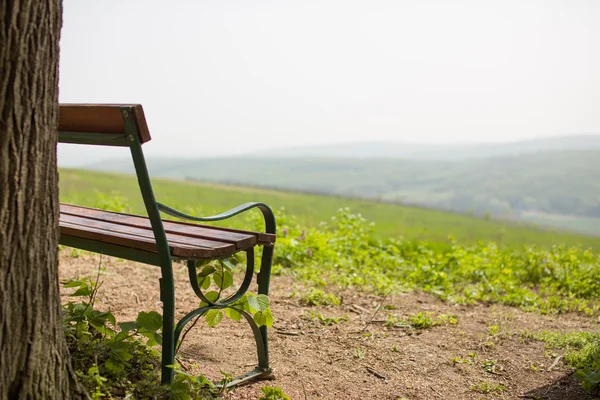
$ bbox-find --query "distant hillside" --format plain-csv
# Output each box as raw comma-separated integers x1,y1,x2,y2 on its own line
59,168,600,249
85,148,600,236
250,134,600,159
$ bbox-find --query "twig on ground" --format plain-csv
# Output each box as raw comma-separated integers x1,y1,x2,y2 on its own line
429,385,444,398
365,366,388,382
274,329,301,336
350,304,370,314
175,357,189,371
361,288,393,332
301,380,309,400
547,355,563,371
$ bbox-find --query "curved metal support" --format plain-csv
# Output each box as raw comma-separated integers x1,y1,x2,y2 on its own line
174,304,268,372
186,248,255,307
157,201,276,235
123,108,175,385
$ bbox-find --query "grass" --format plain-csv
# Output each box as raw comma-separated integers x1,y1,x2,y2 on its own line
58,168,600,393
58,168,600,249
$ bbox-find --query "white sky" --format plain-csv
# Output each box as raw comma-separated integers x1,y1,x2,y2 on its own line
58,0,600,163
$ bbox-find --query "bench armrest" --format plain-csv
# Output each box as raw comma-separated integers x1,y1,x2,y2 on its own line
156,202,276,235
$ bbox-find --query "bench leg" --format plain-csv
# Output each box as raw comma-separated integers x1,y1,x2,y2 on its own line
160,266,176,385
257,244,274,371
171,247,274,388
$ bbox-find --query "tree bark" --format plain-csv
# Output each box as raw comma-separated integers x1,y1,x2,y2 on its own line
0,1,83,398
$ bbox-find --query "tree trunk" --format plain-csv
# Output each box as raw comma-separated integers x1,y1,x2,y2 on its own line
0,1,82,398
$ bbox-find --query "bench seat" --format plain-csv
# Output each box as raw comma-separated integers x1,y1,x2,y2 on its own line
60,203,276,260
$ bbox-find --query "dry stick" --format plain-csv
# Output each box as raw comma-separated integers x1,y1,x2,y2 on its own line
81,254,104,318
429,385,444,398
547,355,563,371
360,288,393,332
365,366,388,381
301,380,309,400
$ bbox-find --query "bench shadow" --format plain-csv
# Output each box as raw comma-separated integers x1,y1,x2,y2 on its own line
521,373,600,400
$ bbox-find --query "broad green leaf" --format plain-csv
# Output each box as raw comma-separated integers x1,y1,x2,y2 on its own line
62,279,85,288
170,380,190,397
106,312,116,327
196,374,215,388
197,265,216,277
107,341,129,353
253,311,266,326
141,330,158,347
195,259,212,268
214,270,233,290
71,286,93,297
73,303,88,314
221,257,238,271
199,291,220,307
119,321,140,333
152,331,163,345
253,308,273,327
88,320,111,336
197,275,211,290
136,311,163,332
104,357,126,373
225,307,242,321
256,294,270,311
247,294,270,312
246,294,260,312
205,309,223,327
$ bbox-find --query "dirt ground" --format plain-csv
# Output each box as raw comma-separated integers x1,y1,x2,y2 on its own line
59,251,600,400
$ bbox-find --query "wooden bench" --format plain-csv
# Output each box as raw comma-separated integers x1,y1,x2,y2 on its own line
58,104,276,386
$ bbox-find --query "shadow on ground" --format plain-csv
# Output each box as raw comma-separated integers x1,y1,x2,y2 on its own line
522,373,600,400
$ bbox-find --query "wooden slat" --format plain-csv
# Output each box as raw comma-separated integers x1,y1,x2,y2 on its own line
58,104,151,144
60,214,236,259
60,220,215,259
60,204,259,248
60,203,275,245
61,213,234,257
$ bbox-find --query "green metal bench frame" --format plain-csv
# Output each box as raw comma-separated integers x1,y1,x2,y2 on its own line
58,104,276,386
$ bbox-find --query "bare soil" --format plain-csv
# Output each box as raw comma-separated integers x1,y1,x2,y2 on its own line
59,251,600,400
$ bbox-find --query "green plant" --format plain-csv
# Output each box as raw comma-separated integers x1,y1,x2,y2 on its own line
299,288,341,307
481,359,498,373
192,255,274,330
62,274,225,399
354,347,366,360
258,386,291,400
488,325,500,336
470,382,505,394
385,312,458,331
523,330,600,391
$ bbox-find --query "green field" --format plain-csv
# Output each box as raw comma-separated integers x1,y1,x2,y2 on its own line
59,168,600,249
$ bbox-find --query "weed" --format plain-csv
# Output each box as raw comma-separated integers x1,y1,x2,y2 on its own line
300,288,341,307
386,312,458,331
481,359,498,373
470,382,505,394
488,325,500,336
450,353,476,365
258,386,291,400
523,330,600,390
62,275,225,399
354,347,366,360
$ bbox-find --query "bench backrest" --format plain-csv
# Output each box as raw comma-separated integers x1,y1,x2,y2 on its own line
58,104,151,145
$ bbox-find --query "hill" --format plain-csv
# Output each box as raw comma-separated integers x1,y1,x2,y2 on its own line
58,168,600,249
83,149,600,237
250,134,600,159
